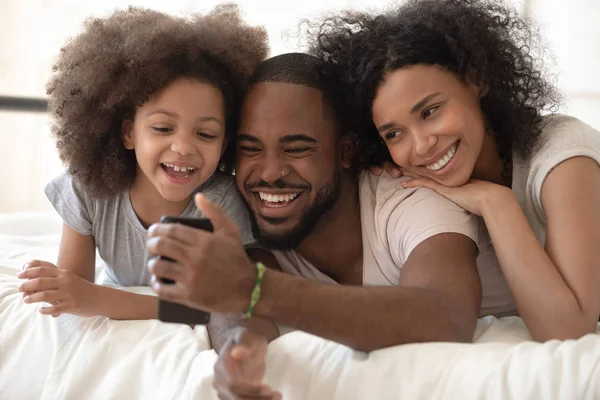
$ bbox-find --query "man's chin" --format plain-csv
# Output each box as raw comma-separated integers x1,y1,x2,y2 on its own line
253,222,307,251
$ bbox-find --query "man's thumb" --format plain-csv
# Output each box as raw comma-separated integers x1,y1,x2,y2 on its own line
194,193,241,240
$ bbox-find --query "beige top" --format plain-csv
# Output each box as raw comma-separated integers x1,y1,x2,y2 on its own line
273,171,514,317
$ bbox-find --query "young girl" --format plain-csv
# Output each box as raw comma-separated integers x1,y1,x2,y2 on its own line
17,5,268,320
311,0,600,340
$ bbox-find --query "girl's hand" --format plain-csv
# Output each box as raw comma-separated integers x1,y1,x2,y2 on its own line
401,177,510,216
17,261,98,318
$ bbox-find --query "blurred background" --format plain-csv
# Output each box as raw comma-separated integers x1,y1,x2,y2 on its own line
1,0,598,212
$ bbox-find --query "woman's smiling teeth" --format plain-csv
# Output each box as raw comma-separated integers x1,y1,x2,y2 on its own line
258,191,300,207
425,142,459,171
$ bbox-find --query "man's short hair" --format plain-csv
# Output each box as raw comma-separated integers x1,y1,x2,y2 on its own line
248,53,348,136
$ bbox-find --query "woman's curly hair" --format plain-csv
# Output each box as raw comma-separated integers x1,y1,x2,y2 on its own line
307,0,561,171
47,4,268,197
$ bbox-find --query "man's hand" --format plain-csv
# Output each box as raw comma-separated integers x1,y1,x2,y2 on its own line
147,194,256,314
213,327,281,400
17,260,98,317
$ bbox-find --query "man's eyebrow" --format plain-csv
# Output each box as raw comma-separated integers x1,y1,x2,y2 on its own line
410,92,441,114
279,134,317,144
237,134,261,143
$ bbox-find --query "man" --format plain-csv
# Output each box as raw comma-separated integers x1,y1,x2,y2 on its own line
146,53,482,398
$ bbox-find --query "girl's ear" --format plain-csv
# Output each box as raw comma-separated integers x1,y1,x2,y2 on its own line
122,120,134,150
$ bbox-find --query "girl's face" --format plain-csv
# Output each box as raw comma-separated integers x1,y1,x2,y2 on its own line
371,64,486,187
123,78,226,202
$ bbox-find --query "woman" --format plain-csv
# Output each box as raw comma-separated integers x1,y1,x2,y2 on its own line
310,0,600,341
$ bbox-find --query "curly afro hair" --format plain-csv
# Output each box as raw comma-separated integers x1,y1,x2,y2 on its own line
307,0,561,171
46,4,269,197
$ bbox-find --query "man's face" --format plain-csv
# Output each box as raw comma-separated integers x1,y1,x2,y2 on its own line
235,82,343,250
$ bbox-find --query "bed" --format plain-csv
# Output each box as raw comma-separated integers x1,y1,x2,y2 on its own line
1,211,599,399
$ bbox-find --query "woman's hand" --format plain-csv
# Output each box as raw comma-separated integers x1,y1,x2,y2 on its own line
368,161,403,177
401,177,511,216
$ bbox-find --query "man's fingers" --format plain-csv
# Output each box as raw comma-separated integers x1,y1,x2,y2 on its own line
150,276,189,304
230,345,251,361
195,194,241,241
17,267,61,280
18,277,60,293
147,258,184,283
146,236,190,261
213,380,276,399
147,223,200,245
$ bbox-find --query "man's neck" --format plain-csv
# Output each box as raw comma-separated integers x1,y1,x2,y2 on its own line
295,173,363,285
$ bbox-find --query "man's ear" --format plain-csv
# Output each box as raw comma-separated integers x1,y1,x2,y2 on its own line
122,120,134,150
340,135,355,170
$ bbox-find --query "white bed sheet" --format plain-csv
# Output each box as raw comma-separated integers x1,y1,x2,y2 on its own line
1,211,599,399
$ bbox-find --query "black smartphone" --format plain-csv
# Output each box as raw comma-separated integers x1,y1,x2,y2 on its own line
156,216,214,325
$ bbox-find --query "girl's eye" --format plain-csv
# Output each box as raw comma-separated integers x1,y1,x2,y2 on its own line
197,132,217,139
423,105,439,119
385,130,403,140
152,127,171,133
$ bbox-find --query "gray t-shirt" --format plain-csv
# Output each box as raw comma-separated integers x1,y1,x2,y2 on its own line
45,171,253,286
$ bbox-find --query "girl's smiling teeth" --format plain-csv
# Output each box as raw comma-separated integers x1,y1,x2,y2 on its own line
161,162,196,179
425,141,459,171
258,191,301,207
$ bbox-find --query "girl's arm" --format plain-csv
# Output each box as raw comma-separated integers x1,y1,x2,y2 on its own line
19,223,158,320
482,156,600,340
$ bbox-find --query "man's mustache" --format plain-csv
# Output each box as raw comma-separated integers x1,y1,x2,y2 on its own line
245,178,310,191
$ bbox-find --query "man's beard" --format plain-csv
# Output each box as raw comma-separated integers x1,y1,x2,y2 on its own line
244,168,342,250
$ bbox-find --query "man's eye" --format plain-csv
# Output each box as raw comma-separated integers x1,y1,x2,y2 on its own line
240,146,260,153
286,148,311,154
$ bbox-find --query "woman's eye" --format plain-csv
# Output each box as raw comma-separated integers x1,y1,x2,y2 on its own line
423,105,439,119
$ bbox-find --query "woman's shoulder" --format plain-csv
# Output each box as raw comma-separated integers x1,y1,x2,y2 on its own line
535,114,600,152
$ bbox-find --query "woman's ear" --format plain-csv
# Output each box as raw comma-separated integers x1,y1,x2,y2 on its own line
122,120,134,150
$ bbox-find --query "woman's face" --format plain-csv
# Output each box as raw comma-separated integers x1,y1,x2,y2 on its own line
371,64,486,187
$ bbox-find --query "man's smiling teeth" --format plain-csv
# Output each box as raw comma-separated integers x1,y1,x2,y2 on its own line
162,163,195,172
258,192,300,203
425,142,458,171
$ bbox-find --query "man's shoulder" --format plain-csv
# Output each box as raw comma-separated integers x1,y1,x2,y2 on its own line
359,171,443,214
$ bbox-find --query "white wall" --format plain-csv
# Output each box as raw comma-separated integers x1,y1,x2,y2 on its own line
0,0,597,212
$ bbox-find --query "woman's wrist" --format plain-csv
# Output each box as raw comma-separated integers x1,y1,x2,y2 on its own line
479,184,516,219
